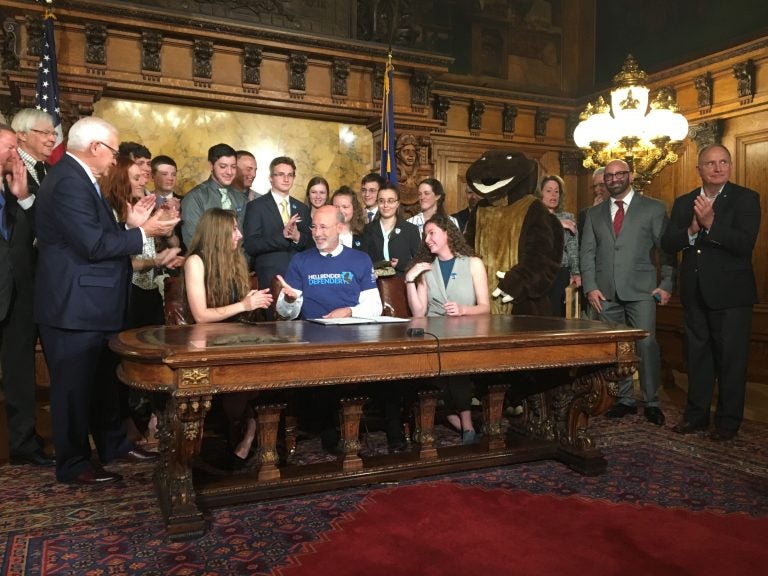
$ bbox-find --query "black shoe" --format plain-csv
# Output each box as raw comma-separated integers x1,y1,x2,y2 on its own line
644,407,666,426
710,428,737,442
672,420,708,435
605,404,637,418
9,448,55,467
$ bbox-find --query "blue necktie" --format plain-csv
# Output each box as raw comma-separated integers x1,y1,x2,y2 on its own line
0,191,7,240
367,211,374,222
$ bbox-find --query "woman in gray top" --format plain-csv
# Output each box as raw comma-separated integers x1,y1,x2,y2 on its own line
405,214,490,443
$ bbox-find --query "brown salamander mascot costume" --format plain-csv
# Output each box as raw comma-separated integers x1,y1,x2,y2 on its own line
465,150,563,316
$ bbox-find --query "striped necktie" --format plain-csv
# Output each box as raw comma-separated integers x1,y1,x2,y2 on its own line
613,200,624,236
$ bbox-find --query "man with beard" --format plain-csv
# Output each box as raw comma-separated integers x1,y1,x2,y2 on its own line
580,159,676,426
181,143,244,246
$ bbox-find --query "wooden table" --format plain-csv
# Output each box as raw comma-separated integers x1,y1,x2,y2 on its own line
111,315,644,539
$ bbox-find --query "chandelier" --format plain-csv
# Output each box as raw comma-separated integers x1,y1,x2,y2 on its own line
573,55,689,192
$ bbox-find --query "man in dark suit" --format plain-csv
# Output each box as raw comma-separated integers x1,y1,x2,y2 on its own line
34,116,178,484
0,123,52,466
580,159,676,426
242,155,311,317
662,144,761,441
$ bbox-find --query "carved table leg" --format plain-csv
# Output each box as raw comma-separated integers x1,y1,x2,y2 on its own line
482,383,510,450
253,403,285,481
412,388,439,460
339,396,368,472
156,393,211,540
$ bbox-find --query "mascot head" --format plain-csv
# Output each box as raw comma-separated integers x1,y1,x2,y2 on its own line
466,150,538,203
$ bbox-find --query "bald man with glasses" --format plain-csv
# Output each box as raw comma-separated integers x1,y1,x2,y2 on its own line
580,159,676,426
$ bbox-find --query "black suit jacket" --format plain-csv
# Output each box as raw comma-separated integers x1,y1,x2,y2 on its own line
362,218,421,275
242,192,311,289
33,153,143,331
661,181,760,310
0,184,36,321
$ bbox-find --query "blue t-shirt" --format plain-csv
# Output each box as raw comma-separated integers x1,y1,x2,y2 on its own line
284,247,377,319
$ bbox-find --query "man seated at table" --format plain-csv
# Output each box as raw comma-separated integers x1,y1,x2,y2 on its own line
275,205,407,452
275,205,381,320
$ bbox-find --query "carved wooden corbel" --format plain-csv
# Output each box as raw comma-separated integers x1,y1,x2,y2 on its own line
535,108,550,141
502,103,518,137
469,99,485,133
332,58,350,100
288,52,308,97
192,39,213,87
141,31,162,82
433,94,450,125
693,72,712,114
242,45,262,92
733,59,755,104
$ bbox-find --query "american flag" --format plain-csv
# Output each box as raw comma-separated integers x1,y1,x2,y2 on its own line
379,53,397,186
34,11,64,164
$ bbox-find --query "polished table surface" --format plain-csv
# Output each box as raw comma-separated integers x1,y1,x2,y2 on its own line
111,315,645,539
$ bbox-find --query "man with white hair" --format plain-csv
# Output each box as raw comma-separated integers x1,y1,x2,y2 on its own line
34,116,179,485
10,108,57,196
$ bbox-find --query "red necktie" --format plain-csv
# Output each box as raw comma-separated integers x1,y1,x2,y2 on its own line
613,200,624,237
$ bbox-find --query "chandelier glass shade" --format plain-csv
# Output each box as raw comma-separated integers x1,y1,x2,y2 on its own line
574,55,689,192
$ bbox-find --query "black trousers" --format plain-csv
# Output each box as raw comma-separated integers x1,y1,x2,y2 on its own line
38,325,132,481
682,282,753,432
0,284,40,455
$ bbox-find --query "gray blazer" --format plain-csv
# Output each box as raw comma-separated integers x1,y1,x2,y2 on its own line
580,191,675,301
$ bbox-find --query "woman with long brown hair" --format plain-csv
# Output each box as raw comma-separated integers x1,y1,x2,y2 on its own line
406,214,490,444
184,208,273,465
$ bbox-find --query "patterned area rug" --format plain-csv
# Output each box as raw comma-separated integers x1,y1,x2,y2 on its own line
1,403,767,575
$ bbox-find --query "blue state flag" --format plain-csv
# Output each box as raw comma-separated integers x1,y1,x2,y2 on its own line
380,54,397,185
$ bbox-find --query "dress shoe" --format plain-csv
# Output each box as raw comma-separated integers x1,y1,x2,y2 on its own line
64,466,123,485
644,407,666,426
672,420,708,435
709,428,737,442
116,446,159,463
605,404,637,418
9,448,55,467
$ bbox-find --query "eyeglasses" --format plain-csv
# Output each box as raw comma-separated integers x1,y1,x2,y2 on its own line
377,198,398,205
271,172,295,179
98,141,119,158
604,170,629,181
309,224,332,232
30,128,57,137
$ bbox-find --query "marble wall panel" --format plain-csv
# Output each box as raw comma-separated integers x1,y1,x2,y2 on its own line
93,97,374,198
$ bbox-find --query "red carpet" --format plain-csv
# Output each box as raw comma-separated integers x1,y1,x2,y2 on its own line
278,482,768,576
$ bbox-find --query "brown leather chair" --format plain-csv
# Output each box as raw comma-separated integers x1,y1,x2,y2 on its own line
376,275,411,317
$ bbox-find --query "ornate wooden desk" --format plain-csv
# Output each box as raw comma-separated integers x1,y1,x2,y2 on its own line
111,315,644,539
